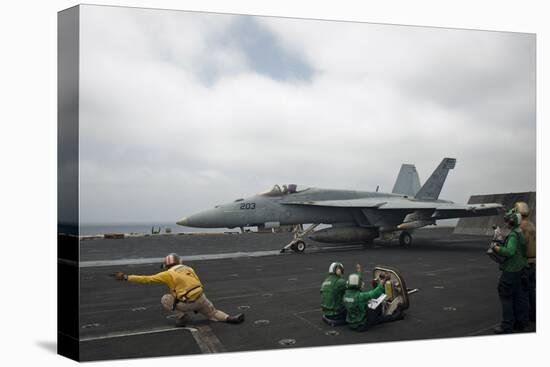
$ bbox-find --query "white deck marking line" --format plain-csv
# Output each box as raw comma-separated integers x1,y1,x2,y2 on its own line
196,325,227,353
80,326,193,342
292,312,325,333
188,327,214,354
80,326,220,354
76,243,372,268
79,250,282,268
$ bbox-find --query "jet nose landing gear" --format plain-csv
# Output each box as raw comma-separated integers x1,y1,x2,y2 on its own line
294,240,306,252
280,224,319,253
280,239,307,253
292,240,306,253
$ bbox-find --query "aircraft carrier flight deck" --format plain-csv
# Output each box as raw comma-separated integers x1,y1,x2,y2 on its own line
75,227,535,361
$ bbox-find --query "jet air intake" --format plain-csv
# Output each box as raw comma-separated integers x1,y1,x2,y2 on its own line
309,227,379,244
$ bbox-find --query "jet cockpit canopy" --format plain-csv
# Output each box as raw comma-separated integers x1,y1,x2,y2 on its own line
260,184,309,196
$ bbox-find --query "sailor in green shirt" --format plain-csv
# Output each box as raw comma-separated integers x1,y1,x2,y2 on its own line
492,209,529,334
320,262,347,321
343,267,403,331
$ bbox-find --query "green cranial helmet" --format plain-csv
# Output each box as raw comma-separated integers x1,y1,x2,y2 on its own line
504,208,521,227
328,262,344,274
347,272,363,289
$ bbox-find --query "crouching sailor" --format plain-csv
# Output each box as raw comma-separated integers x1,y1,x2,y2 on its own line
343,268,403,331
320,262,347,322
113,253,244,327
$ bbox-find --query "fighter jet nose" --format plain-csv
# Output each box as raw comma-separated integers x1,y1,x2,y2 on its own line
176,208,223,228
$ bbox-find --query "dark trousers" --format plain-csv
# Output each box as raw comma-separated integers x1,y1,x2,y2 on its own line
356,306,402,331
324,310,347,321
498,269,529,331
528,263,536,322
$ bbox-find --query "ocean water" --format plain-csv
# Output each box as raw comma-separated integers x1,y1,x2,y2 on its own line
78,223,228,236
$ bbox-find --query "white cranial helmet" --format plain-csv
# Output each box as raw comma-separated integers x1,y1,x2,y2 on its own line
347,273,362,289
328,262,344,274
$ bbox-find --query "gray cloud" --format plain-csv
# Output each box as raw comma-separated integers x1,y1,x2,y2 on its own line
77,6,535,224
217,17,314,83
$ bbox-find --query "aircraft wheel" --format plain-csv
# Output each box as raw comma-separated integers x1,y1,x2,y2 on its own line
399,231,413,246
293,240,306,253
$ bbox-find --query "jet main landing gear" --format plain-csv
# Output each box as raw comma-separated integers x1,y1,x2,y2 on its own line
280,224,319,253
399,231,413,246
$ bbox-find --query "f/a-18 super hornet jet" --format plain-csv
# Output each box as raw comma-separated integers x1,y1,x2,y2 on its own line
177,158,502,253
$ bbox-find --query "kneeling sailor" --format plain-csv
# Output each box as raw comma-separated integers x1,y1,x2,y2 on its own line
343,266,403,331
113,253,244,327
320,262,347,321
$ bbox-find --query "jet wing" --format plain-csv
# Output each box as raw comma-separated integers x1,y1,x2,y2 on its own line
380,202,503,220
281,198,386,208
378,202,502,211
282,199,502,218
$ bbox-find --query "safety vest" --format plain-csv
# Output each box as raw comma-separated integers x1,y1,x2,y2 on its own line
320,274,346,316
500,229,528,272
343,289,368,328
343,284,384,329
168,265,204,302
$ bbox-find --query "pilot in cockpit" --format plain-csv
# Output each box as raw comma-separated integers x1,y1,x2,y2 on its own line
287,184,297,194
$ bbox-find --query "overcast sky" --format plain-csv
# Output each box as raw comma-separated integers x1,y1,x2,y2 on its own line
78,5,536,224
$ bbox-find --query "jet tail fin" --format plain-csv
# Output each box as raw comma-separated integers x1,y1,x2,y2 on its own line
415,158,456,200
392,164,421,196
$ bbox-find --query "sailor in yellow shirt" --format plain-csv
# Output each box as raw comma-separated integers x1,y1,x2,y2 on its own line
113,253,244,326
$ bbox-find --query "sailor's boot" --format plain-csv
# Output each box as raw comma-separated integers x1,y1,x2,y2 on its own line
226,313,245,324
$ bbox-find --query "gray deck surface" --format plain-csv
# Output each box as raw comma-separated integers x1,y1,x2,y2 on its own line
77,228,535,361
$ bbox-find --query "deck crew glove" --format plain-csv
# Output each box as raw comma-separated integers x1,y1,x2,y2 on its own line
112,271,128,281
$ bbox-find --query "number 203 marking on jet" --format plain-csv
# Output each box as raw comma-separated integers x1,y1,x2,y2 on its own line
240,203,256,210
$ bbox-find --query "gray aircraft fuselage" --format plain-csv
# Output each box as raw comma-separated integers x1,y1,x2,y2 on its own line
177,186,452,231
176,159,502,250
